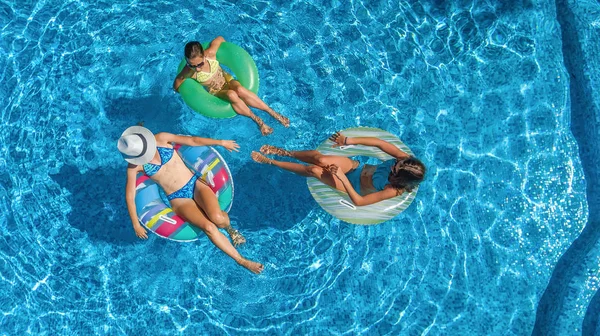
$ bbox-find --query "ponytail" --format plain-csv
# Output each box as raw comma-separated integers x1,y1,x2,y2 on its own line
388,156,426,192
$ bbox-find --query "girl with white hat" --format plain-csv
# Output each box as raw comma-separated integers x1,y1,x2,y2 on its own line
118,125,263,274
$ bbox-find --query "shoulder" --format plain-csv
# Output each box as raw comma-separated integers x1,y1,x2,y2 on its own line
205,36,225,57
383,184,404,196
155,132,174,144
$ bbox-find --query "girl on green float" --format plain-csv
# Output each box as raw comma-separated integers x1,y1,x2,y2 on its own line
173,37,289,136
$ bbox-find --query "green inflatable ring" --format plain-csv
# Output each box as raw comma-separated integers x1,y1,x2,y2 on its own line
307,127,419,225
176,42,260,119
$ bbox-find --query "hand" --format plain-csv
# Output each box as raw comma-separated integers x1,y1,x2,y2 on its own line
134,224,148,239
221,140,240,152
324,164,340,178
329,131,347,147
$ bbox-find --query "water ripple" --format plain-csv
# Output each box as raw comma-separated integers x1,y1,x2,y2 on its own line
0,0,588,335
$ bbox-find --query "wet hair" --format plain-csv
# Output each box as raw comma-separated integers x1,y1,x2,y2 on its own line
184,41,204,59
388,156,426,192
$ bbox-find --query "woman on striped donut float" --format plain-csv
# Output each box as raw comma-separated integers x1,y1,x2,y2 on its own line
252,131,426,207
118,125,263,274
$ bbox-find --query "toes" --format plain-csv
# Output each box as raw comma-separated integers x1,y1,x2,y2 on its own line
263,127,273,136
252,151,273,164
251,151,262,163
260,145,278,155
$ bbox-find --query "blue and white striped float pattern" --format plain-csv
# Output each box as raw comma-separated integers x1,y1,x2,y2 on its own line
307,127,418,225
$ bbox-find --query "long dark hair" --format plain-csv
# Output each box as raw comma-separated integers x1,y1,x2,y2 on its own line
184,41,204,59
388,156,426,192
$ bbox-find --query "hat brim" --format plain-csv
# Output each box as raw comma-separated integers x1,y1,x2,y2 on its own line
119,126,157,165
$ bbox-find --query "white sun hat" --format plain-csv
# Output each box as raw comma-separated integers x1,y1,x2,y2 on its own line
116,126,157,165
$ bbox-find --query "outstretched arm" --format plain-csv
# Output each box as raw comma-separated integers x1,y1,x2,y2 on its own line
204,36,226,58
326,165,399,206
330,132,410,159
125,164,148,239
156,132,240,152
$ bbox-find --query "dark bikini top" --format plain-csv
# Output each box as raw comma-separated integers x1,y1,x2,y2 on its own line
142,147,174,176
371,159,396,191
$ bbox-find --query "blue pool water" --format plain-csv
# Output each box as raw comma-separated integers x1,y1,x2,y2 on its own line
0,0,598,335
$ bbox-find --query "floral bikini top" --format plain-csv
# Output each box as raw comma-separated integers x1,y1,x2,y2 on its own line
143,147,174,176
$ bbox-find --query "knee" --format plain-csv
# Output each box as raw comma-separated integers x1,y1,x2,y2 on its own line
306,165,321,178
225,90,240,102
207,211,227,226
314,154,326,166
233,86,248,97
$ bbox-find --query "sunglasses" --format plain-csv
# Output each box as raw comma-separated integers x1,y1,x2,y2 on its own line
187,58,205,69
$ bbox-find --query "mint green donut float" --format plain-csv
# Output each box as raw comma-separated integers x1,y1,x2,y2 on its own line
307,127,419,225
177,42,259,119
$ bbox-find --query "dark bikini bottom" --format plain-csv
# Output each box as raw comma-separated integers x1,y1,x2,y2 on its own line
345,161,364,195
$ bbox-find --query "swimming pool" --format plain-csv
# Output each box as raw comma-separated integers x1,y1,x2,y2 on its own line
0,0,598,334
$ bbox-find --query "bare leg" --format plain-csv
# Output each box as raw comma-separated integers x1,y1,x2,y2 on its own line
171,199,263,274
193,180,245,246
216,89,273,136
251,152,343,190
229,81,290,127
260,146,357,173
252,152,312,176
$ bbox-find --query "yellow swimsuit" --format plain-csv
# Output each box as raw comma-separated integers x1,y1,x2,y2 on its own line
192,58,234,95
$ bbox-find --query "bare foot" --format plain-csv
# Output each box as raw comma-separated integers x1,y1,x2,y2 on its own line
267,109,290,127
276,114,290,127
251,151,273,164
238,258,264,274
260,145,291,157
226,227,246,247
260,124,273,136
